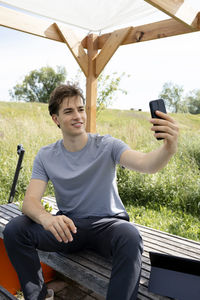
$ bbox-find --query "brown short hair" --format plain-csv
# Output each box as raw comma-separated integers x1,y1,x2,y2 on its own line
48,83,85,116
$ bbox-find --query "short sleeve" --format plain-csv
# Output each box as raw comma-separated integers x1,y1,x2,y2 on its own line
31,151,49,182
111,137,130,164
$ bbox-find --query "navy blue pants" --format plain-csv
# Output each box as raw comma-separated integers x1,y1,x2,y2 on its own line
3,214,143,300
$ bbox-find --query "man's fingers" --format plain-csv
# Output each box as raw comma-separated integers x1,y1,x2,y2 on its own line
50,226,64,243
154,110,175,122
150,112,179,135
151,123,177,134
58,218,75,242
62,215,77,234
42,215,77,243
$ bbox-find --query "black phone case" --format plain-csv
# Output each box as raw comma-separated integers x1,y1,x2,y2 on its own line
149,99,166,118
149,99,167,140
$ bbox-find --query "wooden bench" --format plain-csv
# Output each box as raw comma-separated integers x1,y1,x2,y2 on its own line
1,197,200,300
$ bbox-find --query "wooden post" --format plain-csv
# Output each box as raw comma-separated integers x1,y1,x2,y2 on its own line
86,34,98,133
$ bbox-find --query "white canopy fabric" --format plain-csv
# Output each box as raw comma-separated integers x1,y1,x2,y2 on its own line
0,0,168,32
0,0,200,33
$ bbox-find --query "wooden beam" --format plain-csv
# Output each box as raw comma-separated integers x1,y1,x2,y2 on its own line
95,27,132,77
144,0,200,30
84,18,195,50
0,5,64,42
86,34,98,133
53,23,88,77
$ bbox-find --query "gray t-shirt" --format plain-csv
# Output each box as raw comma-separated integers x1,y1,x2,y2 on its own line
32,133,130,218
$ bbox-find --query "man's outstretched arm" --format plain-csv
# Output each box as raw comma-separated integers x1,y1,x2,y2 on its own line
120,111,179,174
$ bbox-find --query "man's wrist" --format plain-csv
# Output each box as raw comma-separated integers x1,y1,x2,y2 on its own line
37,210,51,225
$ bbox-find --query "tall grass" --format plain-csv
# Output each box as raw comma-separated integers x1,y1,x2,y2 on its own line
99,110,200,241
1,102,200,241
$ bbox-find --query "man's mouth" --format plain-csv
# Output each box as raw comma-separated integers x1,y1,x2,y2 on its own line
72,122,83,128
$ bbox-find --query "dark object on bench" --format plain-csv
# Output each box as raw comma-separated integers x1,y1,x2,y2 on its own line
149,251,200,300
8,145,25,203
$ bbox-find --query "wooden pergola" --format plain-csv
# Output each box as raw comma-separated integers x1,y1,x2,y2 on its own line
1,0,200,132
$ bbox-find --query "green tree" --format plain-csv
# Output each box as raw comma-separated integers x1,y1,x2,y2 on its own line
9,66,67,103
159,81,186,113
72,69,129,115
186,89,200,114
97,72,128,115
10,66,128,113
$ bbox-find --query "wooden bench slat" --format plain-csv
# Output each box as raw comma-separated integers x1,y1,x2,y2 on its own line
0,206,20,218
141,231,200,257
77,250,112,269
0,212,16,222
143,237,200,259
38,250,109,298
137,224,200,248
144,244,199,262
0,204,22,216
58,252,111,278
0,218,9,226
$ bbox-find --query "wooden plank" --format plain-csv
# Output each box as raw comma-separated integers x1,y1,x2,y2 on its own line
0,204,22,237
0,6,63,43
95,27,132,77
0,206,20,218
53,23,88,77
144,0,200,30
85,34,98,133
141,231,200,258
59,252,111,278
0,212,13,222
143,240,200,260
79,250,112,269
139,228,200,251
38,250,109,298
137,224,200,249
87,18,195,50
1,203,22,215
0,218,8,226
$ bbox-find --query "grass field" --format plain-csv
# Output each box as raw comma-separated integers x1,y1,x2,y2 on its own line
1,101,200,241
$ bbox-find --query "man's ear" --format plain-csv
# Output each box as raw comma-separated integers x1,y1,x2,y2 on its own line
52,114,60,128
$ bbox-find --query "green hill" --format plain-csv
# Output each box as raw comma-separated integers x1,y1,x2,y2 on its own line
1,101,200,241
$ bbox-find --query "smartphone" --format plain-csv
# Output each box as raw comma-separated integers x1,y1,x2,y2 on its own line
149,99,167,140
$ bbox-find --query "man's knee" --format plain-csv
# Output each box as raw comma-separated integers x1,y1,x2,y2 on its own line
3,215,32,242
113,222,143,258
126,223,143,250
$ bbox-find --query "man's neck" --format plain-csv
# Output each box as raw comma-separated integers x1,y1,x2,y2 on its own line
62,132,88,152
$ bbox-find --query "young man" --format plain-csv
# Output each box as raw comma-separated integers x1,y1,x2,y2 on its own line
3,83,179,300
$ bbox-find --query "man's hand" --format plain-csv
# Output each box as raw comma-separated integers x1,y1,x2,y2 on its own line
150,110,179,154
40,214,77,243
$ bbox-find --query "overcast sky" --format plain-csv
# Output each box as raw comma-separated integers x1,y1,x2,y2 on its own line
1,1,200,111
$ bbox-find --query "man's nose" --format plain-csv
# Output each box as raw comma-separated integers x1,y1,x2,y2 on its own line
72,110,81,119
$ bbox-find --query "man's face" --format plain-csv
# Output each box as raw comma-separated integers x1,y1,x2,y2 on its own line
52,96,87,137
